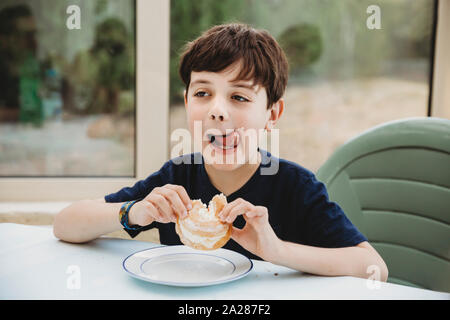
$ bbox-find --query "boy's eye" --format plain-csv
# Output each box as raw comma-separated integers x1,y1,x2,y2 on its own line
194,91,210,97
193,91,249,103
232,95,249,102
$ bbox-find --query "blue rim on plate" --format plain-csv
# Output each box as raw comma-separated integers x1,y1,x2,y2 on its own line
123,245,253,287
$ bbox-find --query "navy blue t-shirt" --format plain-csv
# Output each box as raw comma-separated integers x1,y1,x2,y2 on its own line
105,149,367,260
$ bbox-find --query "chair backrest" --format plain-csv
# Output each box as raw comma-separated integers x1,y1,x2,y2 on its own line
316,117,450,292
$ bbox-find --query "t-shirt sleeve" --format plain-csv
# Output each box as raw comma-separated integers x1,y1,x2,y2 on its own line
302,174,368,248
104,162,170,238
104,173,161,203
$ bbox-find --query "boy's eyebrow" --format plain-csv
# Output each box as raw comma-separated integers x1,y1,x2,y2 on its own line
231,82,258,92
190,79,211,87
190,79,258,93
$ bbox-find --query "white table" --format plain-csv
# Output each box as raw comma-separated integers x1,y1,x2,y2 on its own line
1,223,448,300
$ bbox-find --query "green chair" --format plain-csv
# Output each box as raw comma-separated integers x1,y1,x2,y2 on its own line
316,117,450,292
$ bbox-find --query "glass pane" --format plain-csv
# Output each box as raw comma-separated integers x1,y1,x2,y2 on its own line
0,0,136,176
169,0,434,173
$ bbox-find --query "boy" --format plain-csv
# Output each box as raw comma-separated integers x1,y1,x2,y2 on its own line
54,23,388,281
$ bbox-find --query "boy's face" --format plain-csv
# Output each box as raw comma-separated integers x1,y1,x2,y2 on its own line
184,60,283,171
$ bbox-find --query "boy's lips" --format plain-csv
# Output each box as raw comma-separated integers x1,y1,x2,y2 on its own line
206,130,239,149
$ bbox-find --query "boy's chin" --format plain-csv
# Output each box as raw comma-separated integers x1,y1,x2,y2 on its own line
202,152,244,171
205,161,243,172
201,144,260,171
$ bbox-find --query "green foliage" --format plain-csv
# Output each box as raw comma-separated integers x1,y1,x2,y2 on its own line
92,18,134,90
278,24,323,71
169,0,434,100
170,0,245,104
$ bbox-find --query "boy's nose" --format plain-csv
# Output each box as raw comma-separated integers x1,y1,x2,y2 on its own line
210,113,224,121
208,99,229,122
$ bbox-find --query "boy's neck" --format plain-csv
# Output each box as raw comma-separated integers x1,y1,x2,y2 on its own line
204,152,262,197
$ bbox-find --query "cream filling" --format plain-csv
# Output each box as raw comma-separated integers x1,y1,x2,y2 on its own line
179,221,228,249
190,199,219,223
182,217,224,233
197,206,216,221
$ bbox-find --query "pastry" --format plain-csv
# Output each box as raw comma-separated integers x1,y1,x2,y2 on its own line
176,193,231,250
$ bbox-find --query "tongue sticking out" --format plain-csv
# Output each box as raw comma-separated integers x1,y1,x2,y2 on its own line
213,131,237,147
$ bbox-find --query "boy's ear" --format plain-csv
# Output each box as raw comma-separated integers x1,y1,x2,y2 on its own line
184,90,187,107
266,98,284,130
274,98,284,120
269,98,284,124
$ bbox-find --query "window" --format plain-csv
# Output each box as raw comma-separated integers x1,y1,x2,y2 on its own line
0,0,169,200
1,0,447,201
169,0,439,173
0,0,136,176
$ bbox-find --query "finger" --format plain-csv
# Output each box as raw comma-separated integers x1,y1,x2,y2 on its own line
218,199,243,222
160,189,185,222
165,184,192,210
158,187,187,219
149,193,176,223
245,206,269,224
245,208,264,219
230,226,245,243
225,202,252,224
157,206,172,223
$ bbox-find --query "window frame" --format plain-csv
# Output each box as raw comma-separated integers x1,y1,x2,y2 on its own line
0,0,448,201
0,0,170,201
431,0,450,118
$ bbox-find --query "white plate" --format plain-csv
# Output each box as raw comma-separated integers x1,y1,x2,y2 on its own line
123,245,253,287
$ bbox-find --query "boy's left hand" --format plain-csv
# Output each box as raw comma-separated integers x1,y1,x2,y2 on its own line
218,198,282,262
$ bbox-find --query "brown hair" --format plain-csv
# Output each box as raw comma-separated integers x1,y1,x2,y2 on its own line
179,23,289,109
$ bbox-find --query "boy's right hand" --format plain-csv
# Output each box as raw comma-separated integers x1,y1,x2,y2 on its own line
128,184,192,226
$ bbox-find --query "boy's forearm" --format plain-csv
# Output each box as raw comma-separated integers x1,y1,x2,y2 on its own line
53,200,124,243
270,240,388,282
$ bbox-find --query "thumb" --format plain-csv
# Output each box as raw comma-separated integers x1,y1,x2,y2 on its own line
230,226,245,243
